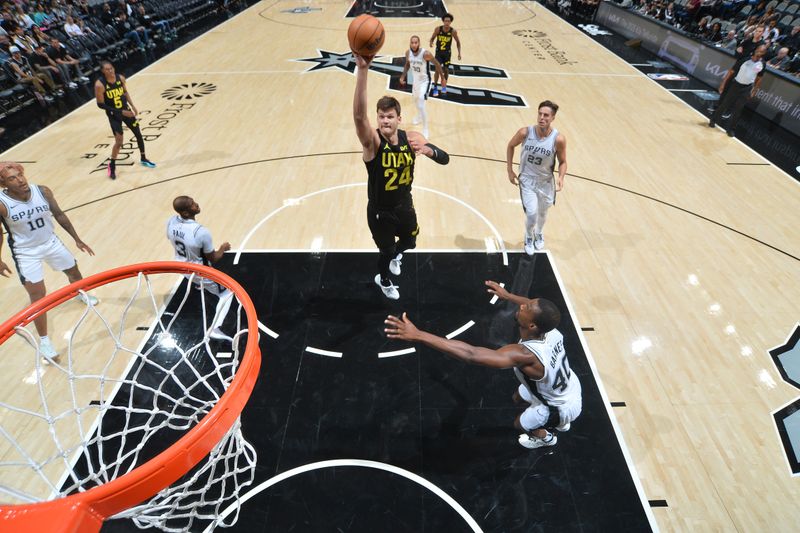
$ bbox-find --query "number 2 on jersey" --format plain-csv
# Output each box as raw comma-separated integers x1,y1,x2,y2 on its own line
384,167,412,191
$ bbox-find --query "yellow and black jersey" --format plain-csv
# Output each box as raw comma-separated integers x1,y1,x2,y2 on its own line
435,26,453,54
365,129,416,208
101,74,128,114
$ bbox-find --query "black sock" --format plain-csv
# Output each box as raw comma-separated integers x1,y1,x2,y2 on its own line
109,159,116,170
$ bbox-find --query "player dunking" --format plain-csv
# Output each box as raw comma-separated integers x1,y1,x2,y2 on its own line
428,13,461,97
353,54,450,300
506,100,567,254
399,35,446,138
385,280,582,449
166,196,234,341
95,60,156,180
0,163,97,361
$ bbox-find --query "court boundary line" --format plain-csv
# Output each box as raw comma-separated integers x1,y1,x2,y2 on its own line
546,249,660,531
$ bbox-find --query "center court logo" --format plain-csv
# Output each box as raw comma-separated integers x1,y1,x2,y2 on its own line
161,82,217,101
295,50,527,107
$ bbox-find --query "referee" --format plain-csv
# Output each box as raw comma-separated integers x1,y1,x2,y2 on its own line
709,44,767,138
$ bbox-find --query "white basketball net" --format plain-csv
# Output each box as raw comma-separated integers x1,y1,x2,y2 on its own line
0,270,257,532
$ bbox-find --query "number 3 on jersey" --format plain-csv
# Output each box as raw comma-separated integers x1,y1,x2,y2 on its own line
527,154,543,166
384,167,412,191
552,358,572,393
174,240,187,257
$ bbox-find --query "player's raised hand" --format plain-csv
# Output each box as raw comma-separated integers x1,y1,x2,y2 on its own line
76,240,95,256
485,280,510,300
385,312,420,341
353,53,373,69
507,169,519,186
0,261,12,278
219,242,232,253
407,133,431,156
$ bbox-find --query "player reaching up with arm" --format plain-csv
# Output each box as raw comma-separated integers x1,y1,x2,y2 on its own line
384,281,581,449
353,53,449,300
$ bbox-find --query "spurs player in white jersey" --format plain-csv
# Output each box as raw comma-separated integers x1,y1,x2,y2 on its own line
399,35,445,138
384,280,581,450
166,196,233,341
0,162,96,361
506,100,568,254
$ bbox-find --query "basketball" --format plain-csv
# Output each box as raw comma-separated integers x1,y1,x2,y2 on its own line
348,14,385,57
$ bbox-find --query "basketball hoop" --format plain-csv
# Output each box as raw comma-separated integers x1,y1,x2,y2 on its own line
0,262,261,532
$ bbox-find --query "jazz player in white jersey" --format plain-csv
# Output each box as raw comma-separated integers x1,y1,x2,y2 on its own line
506,100,568,254
399,35,446,138
384,280,581,449
0,162,96,361
166,196,233,341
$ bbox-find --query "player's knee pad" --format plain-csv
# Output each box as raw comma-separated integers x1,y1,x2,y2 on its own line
519,404,551,432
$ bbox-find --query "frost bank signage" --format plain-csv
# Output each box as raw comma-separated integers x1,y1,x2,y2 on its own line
596,2,800,137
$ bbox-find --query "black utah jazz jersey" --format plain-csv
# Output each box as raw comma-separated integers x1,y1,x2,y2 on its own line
435,26,453,54
102,74,128,114
365,129,416,208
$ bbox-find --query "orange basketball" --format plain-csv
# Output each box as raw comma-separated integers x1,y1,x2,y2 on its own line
348,14,385,57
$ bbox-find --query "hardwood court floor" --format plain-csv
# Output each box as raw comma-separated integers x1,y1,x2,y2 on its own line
1,1,799,530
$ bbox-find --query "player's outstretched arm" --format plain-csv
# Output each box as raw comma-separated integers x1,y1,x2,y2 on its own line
555,134,567,192
485,280,532,306
400,50,410,86
353,54,379,160
407,131,449,165
506,127,527,186
0,218,12,278
40,186,94,256
204,241,231,264
385,312,530,368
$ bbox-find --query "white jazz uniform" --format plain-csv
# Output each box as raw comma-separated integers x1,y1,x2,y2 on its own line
166,215,224,296
408,47,431,135
515,328,582,432
0,184,76,283
518,127,558,240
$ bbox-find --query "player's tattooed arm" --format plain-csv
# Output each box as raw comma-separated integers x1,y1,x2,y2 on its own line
40,186,95,256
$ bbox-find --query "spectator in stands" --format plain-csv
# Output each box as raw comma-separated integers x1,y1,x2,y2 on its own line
736,15,758,39
64,15,84,37
766,18,780,42
0,34,11,61
100,2,116,25
5,45,59,104
31,26,50,47
31,4,52,29
136,4,176,41
720,29,738,49
13,6,35,30
663,2,676,25
767,47,791,70
686,0,702,21
707,21,724,42
10,27,37,54
29,42,76,89
751,0,766,20
784,26,800,54
46,36,90,85
1,9,19,33
737,23,765,58
114,12,153,58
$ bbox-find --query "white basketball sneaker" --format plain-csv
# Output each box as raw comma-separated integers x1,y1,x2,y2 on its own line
389,253,402,276
39,337,60,362
518,432,557,449
524,236,535,256
534,233,545,251
374,274,400,300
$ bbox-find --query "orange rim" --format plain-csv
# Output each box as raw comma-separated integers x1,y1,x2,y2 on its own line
0,262,261,532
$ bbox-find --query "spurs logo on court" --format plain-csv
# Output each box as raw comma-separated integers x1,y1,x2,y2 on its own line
295,50,527,107
768,323,800,475
161,82,217,101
